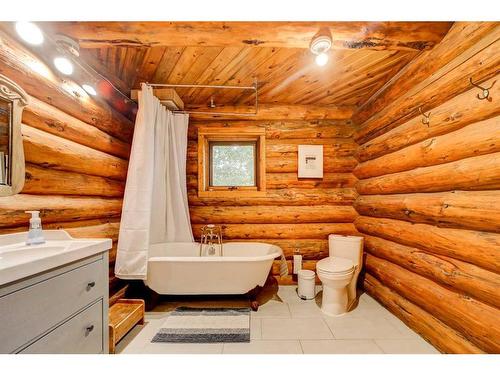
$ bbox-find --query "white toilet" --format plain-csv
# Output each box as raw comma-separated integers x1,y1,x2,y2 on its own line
316,234,363,317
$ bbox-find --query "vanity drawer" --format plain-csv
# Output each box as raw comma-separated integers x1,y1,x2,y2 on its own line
20,299,103,354
0,258,105,353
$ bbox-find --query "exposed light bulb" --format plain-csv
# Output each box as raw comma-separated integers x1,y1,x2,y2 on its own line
315,52,329,66
53,57,74,75
15,22,44,45
82,84,97,96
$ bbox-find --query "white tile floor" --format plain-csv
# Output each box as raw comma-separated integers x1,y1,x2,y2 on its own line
116,286,439,354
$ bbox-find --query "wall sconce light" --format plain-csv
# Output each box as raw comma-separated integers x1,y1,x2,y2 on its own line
15,22,44,45
82,84,97,96
53,56,74,75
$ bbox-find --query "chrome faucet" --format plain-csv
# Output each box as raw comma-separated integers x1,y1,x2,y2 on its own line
200,224,223,256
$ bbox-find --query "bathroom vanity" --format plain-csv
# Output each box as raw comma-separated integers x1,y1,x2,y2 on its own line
0,230,111,354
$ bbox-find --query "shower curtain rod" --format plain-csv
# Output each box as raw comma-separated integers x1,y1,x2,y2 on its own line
145,83,257,90
143,81,259,117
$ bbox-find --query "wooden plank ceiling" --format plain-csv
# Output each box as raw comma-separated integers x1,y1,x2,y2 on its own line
81,46,415,107
52,22,453,107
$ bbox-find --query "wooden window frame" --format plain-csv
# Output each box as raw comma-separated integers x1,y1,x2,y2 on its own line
197,127,266,197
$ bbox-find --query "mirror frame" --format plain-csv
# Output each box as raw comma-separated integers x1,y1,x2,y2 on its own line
0,74,29,197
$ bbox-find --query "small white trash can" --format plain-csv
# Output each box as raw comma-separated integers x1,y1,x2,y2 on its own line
297,269,316,300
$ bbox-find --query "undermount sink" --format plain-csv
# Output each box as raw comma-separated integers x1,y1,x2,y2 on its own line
0,230,112,286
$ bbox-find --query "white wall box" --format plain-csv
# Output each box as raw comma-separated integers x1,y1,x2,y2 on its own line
298,145,323,178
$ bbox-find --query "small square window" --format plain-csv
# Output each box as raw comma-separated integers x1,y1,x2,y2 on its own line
197,127,266,197
209,141,256,187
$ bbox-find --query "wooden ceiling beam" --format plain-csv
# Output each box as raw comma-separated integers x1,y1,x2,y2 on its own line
186,103,355,121
44,22,453,51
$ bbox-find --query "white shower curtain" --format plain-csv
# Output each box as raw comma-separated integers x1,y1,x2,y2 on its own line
115,83,194,280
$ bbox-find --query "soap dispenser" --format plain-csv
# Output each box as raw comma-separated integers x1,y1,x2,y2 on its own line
25,210,45,245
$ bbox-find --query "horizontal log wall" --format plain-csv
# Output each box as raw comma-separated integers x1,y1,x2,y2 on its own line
352,23,500,353
188,118,358,281
354,22,499,144
0,31,131,304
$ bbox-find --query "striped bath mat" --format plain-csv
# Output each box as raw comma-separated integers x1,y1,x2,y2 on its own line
152,307,251,343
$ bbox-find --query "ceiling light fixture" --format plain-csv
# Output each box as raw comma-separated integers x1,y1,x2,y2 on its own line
53,57,74,75
310,28,332,66
82,84,97,96
315,53,329,66
15,21,44,45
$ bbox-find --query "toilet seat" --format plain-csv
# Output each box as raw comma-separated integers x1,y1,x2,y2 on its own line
317,257,354,276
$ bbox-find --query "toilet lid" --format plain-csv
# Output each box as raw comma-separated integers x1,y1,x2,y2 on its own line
317,257,354,274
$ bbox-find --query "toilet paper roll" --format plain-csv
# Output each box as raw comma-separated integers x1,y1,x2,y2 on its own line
293,254,302,274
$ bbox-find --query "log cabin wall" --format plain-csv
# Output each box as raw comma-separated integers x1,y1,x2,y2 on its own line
0,30,134,305
187,115,359,284
352,22,500,353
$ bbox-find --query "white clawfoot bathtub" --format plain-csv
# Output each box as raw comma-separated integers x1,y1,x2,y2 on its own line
145,242,282,295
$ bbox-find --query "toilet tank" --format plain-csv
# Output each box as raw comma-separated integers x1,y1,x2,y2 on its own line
328,234,363,268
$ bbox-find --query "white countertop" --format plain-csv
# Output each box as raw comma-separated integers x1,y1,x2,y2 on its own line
0,230,112,286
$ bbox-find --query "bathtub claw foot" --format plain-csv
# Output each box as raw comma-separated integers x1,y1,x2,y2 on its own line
246,285,262,311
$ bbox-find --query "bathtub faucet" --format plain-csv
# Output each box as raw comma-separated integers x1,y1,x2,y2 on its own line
200,224,223,256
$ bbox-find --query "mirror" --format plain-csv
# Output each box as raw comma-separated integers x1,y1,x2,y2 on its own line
0,74,29,196
0,99,11,184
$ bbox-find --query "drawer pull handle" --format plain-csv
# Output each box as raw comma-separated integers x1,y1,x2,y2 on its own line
86,281,96,291
85,325,94,336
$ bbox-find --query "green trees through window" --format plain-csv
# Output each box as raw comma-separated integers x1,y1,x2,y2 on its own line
210,142,256,186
